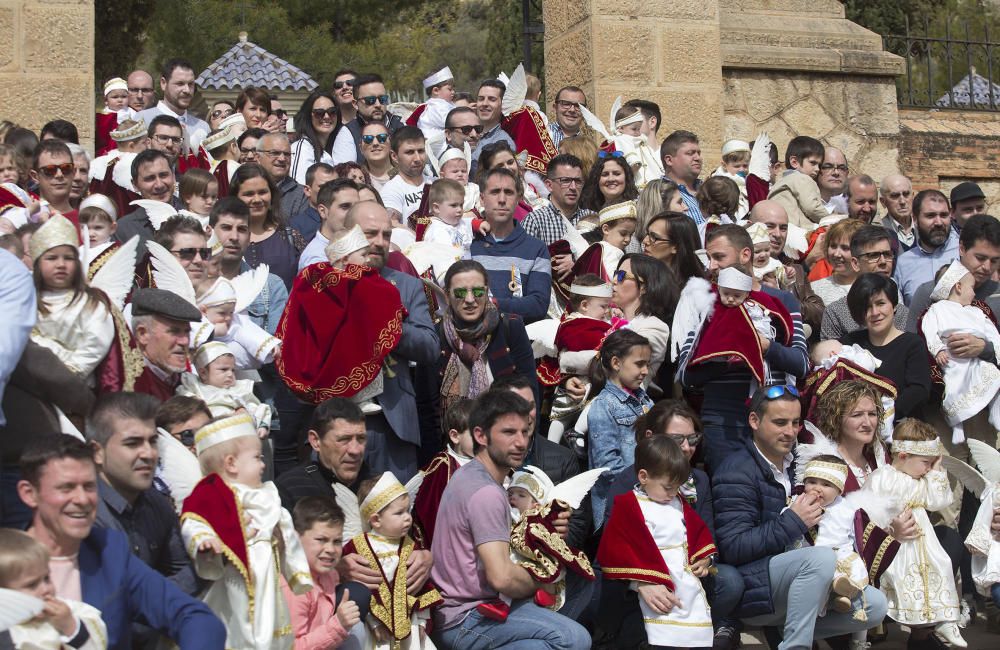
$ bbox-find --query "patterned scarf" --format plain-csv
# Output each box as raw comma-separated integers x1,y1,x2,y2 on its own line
440,303,500,413
679,474,698,504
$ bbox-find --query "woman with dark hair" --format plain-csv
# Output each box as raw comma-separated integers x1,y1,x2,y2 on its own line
333,161,370,186
230,163,304,288
476,141,533,221
612,253,676,388
235,87,275,131
840,273,931,421
580,153,639,213
208,100,236,130
290,90,344,185
642,211,706,283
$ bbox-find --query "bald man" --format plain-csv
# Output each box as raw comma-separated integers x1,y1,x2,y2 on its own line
880,174,916,250
817,146,849,215
127,70,157,112
749,200,824,335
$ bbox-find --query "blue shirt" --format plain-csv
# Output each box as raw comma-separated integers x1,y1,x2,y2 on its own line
239,260,289,335
894,229,960,306
290,205,321,242
0,249,35,426
668,177,704,224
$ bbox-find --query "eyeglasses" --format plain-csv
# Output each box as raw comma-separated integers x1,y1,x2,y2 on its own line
451,286,487,300
152,134,183,145
273,109,288,118
261,150,291,158
362,133,390,145
446,124,484,136
128,87,154,94
311,108,337,119
820,164,849,173
555,100,585,110
158,426,195,447
644,231,672,245
857,250,893,263
551,176,584,188
612,269,640,285
239,147,258,155
762,384,800,400
333,79,356,90
359,95,390,106
37,163,75,177
597,151,625,159
210,108,234,119
171,247,212,261
667,433,703,447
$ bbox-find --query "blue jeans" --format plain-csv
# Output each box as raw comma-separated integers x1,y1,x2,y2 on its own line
711,562,745,625
992,582,1000,608
436,599,591,650
743,546,888,650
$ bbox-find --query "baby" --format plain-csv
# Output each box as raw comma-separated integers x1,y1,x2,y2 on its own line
808,339,896,439
422,178,474,259
178,342,271,437
412,66,456,146
197,274,280,370
436,146,481,216
717,266,775,346
920,259,1000,444
0,528,107,649
711,140,751,220
345,472,441,650
102,77,129,114
78,194,119,278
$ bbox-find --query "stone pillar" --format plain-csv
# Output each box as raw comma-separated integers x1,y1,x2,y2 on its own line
0,0,95,148
543,0,726,162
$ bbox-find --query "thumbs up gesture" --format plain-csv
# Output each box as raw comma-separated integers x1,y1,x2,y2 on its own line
336,590,361,629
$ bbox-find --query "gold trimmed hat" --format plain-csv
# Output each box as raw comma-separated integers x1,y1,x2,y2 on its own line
509,465,554,505
194,412,256,456
29,214,78,263
103,77,128,96
110,119,146,142
613,107,644,131
894,438,943,457
218,113,247,131
360,471,409,521
193,341,233,370
803,458,848,493
197,277,237,308
930,260,970,302
202,126,236,152
324,224,369,263
597,200,637,227
745,221,771,247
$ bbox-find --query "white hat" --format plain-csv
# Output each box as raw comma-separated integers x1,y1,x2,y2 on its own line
202,126,236,151
423,66,454,90
193,341,233,370
218,113,247,131
197,277,237,308
438,145,470,170
745,221,771,247
206,230,223,257
717,266,753,292
803,458,848,493
930,260,970,301
103,77,128,96
79,193,118,221
597,200,637,227
509,465,555,505
753,256,783,281
194,412,256,456
613,107,644,131
570,282,612,298
722,139,751,156
324,224,369,263
360,471,409,521
29,214,77,263
110,119,146,142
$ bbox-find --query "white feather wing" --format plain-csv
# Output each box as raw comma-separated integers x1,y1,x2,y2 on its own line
967,439,1000,483
842,490,897,529
549,468,608,510
90,235,140,310
525,318,560,359
609,95,623,135
0,588,44,631
111,152,138,191
502,63,527,116
940,454,988,499
749,132,772,180
670,276,715,362
405,471,425,509
793,422,841,486
131,199,179,231
578,103,612,142
230,264,269,313
146,239,196,306
157,429,202,513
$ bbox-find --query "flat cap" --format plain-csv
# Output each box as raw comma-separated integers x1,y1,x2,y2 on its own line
950,181,985,205
131,288,202,322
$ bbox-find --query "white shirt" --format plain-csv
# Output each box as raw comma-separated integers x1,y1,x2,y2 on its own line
754,442,793,498
289,138,335,186
381,174,428,223
298,231,330,271
423,216,474,259
137,100,210,150
331,127,359,164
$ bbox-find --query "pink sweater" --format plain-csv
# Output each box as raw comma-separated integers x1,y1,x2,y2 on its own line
281,571,350,649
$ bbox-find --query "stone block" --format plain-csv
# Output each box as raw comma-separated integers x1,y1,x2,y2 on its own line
0,73,92,138
823,126,867,165
23,5,92,71
738,74,802,122
592,0,717,20
723,112,757,142
806,76,848,123
593,20,655,85
0,7,16,71
720,0,843,17
781,96,837,139
722,76,745,113
639,88,724,161
542,0,590,39
844,77,900,136
659,24,722,85
855,143,900,181
544,25,593,102
755,116,797,154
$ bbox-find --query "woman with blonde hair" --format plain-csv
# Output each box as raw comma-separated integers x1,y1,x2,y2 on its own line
812,380,888,494
558,136,598,179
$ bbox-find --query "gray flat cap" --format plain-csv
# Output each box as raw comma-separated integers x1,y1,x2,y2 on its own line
131,288,202,322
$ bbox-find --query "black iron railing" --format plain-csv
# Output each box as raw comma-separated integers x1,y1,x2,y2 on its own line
883,16,1000,110
522,0,544,74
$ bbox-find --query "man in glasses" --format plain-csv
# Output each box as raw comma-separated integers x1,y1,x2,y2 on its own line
116,149,180,248
147,115,185,170
339,73,405,163
29,140,77,222
256,132,309,220
879,174,916,250
126,69,157,112
522,153,591,249
472,79,516,164
894,189,960,305
548,86,587,149
443,107,482,173
817,146,849,215
712,386,887,649
137,58,209,151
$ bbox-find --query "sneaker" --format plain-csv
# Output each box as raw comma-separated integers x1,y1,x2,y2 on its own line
712,625,741,650
935,622,967,648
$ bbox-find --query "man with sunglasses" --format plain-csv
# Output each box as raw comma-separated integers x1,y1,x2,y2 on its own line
713,386,887,649
136,58,209,151
30,140,77,224
548,86,587,149
116,149,181,249
331,68,359,125
339,73,405,163
444,107,483,174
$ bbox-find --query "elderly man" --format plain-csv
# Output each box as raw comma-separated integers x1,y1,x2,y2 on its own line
136,58,210,150
950,181,988,232
131,288,202,401
115,149,179,248
17,435,225,649
548,86,587,149
127,69,157,112
713,387,887,648
880,174,916,250
256,131,309,220
68,144,90,207
817,146,849,214
845,174,878,224
895,189,960,305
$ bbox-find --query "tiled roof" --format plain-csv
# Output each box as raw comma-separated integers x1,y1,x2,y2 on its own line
936,69,1000,109
196,32,317,92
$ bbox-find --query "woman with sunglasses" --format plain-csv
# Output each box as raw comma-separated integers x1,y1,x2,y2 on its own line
208,100,236,131
580,153,639,214
642,211,706,284
359,123,395,192
231,163,304,289
433,260,538,417
290,91,346,186
611,253,677,392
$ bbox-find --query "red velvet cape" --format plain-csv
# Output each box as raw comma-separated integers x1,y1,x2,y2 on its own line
88,157,140,218
276,262,406,404
411,452,461,548
181,473,250,585
212,159,236,198
94,112,119,156
405,103,427,126
500,106,558,175
537,315,610,386
799,358,898,426
598,491,716,591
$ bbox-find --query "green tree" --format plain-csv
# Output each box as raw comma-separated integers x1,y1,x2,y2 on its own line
95,0,155,85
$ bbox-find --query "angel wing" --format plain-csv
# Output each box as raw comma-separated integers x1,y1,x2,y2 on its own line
940,454,988,499
549,468,608,509
497,71,510,86
157,428,202,513
90,235,140,311
670,276,715,362
230,263,269,313
783,221,813,259
577,103,612,142
525,318,559,359
793,422,840,486
146,239,196,306
79,224,90,268
111,152,138,191
0,588,44,631
131,199,179,231
501,63,526,116
405,471,425,510
462,140,472,169
967,439,1000,483
748,132,772,181
842,489,897,529
609,95,623,135
425,131,448,172
403,241,462,284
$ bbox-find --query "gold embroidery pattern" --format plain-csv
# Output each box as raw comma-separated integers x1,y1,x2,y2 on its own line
361,482,407,521
689,543,717,563
509,503,595,581
181,511,256,620
603,566,673,583
643,618,713,627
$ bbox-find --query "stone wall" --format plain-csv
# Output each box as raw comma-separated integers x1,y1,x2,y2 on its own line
0,0,94,148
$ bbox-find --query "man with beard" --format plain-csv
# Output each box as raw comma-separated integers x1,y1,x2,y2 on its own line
845,174,878,223
137,58,209,150
661,130,704,223
894,189,959,305
880,174,916,250
131,288,202,401
817,146,849,214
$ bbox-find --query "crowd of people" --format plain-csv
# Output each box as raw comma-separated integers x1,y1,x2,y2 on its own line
0,55,999,650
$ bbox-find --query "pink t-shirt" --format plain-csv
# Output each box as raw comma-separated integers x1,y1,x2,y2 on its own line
50,554,81,601
281,571,349,650
430,459,512,631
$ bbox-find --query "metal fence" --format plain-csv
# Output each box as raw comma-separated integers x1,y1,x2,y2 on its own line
521,0,544,74
883,16,1000,110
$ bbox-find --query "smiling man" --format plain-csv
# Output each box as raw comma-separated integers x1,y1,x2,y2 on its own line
115,149,178,248
136,58,210,150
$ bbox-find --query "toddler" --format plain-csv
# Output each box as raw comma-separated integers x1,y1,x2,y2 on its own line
806,339,896,439
410,66,456,146
422,178,473,259
0,528,106,649
178,168,218,228
178,342,271,437
717,267,777,350
580,99,663,189
582,200,637,280
78,196,119,277
197,273,281,369
345,472,441,650
767,135,828,228
712,139,751,219
920,259,1000,443
435,148,481,218
181,413,313,649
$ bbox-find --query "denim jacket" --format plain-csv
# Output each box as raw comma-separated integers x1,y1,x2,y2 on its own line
240,260,289,335
587,382,653,526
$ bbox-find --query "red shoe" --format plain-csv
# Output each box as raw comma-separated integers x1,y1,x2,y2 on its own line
476,599,510,622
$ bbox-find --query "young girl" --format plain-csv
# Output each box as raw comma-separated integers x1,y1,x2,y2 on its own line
863,420,966,647
598,435,716,650
181,413,313,650
178,168,219,229
177,341,272,436
920,259,1000,444
587,328,653,527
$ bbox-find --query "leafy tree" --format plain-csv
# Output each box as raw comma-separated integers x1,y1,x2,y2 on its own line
95,0,155,85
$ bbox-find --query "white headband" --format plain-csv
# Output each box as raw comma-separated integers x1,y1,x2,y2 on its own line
803,460,848,492
570,282,613,298
614,108,644,131
894,438,943,456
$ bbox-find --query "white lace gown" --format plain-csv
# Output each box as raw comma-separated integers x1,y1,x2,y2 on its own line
32,290,114,382
633,490,714,648
965,484,1000,597
863,466,959,625
813,496,869,593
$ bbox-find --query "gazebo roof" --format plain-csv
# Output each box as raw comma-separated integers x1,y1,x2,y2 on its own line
196,32,317,92
936,68,1000,108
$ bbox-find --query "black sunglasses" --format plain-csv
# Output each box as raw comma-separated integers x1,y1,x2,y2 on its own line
273,109,288,118
171,247,212,261
447,124,484,136
362,133,390,145
311,108,337,119
333,79,356,90
159,426,195,448
359,94,390,106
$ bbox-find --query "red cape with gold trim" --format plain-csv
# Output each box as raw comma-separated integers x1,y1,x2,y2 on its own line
276,262,406,404
88,159,139,218
500,106,558,176
799,358,898,425
411,452,461,549
511,501,595,582
95,112,119,156
212,159,237,198
537,315,611,386
181,473,250,581
598,491,716,591
689,290,793,384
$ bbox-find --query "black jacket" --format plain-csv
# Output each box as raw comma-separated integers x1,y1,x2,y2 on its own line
345,113,405,162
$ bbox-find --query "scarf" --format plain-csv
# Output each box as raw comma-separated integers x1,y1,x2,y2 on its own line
440,303,500,413
679,474,698,505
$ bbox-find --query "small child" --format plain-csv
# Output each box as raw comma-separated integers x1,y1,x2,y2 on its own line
282,496,368,650
411,66,456,145
436,146,481,216
345,472,442,650
412,399,476,548
862,420,966,647
196,273,281,370
0,528,107,650
178,342,272,437
604,104,663,189
587,328,654,527
598,436,716,650
920,260,1000,444
717,267,777,351
178,168,219,227
95,78,136,156
78,195,119,278
181,413,313,650
965,480,1000,609
422,178,473,259
102,77,129,114
580,200,637,280
767,135,828,228
712,139,751,219
0,142,25,186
